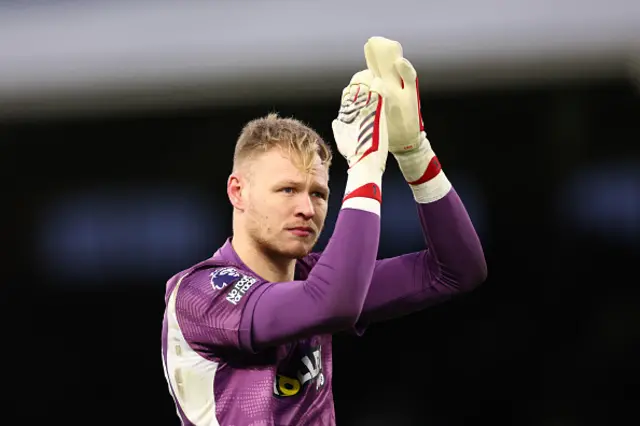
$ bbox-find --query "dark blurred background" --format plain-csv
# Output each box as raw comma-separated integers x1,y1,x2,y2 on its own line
1,1,639,425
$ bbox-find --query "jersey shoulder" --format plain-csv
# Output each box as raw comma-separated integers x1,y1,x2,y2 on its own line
172,262,268,351
185,262,263,307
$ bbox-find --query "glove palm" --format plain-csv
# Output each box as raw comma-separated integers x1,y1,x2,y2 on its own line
363,36,451,203
364,37,424,154
332,69,389,213
332,69,389,171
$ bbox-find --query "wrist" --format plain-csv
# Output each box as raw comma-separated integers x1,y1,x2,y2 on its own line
394,133,452,203
342,159,383,215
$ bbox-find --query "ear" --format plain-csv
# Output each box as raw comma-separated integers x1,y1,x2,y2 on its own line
227,173,245,210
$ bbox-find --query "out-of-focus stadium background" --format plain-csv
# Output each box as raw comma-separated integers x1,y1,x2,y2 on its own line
2,1,639,425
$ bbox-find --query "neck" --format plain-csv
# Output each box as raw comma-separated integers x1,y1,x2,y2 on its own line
230,231,296,283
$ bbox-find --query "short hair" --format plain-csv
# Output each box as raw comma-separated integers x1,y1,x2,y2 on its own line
233,113,332,173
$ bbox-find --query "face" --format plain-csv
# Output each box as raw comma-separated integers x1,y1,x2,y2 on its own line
229,148,330,259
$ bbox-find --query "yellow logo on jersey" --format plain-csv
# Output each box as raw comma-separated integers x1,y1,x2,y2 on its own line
274,374,302,396
273,346,324,397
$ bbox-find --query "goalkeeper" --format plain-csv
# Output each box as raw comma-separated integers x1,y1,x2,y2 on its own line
161,37,487,425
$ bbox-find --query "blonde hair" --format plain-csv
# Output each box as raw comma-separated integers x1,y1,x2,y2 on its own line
233,113,332,173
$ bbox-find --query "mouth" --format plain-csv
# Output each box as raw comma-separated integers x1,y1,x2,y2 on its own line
287,227,314,238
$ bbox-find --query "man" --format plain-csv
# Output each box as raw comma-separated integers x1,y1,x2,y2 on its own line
161,37,487,425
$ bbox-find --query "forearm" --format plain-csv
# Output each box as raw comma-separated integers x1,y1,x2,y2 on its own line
246,208,379,349
398,134,486,288
247,143,384,350
245,73,391,349
353,40,485,328
354,133,486,326
355,189,486,327
416,188,487,290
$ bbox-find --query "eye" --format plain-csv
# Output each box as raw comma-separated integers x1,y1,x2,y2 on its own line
280,187,295,194
312,191,328,200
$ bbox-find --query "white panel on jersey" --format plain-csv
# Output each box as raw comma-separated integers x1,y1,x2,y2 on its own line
164,275,221,426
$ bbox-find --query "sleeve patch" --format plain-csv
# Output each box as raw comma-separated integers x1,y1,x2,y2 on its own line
225,275,258,305
210,267,242,290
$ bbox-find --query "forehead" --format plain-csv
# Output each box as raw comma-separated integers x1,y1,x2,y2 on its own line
251,148,329,184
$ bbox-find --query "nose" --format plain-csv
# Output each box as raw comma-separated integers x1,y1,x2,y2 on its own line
295,194,315,220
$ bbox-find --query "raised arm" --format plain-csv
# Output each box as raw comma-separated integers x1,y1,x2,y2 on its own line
245,71,391,350
355,188,486,329
174,72,389,353
353,37,487,329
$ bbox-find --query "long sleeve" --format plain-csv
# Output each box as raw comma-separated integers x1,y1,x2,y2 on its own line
174,208,380,354
354,188,487,330
245,208,380,350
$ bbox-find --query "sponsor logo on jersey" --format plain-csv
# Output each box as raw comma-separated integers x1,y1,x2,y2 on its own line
225,275,257,305
210,267,241,290
274,344,325,397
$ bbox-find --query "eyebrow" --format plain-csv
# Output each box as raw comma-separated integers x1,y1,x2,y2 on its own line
276,179,330,194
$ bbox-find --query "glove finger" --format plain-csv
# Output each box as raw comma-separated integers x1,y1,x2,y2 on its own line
394,57,418,86
349,69,374,87
366,37,403,88
346,84,365,105
364,41,381,77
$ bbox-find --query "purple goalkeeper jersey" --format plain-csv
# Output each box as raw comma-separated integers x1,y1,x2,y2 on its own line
162,241,336,426
161,190,487,426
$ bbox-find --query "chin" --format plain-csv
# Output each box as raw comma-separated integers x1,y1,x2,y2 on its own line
279,239,316,259
284,244,313,259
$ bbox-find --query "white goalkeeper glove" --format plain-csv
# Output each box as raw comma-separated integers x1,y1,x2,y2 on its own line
332,69,389,216
364,36,451,203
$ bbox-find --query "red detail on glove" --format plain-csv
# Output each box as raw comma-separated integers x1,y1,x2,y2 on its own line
408,156,442,185
352,85,361,102
343,183,382,204
416,78,424,132
351,94,383,168
400,78,405,89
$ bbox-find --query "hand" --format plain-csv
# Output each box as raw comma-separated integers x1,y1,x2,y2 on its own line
364,36,424,154
332,69,389,173
332,69,389,212
364,36,451,203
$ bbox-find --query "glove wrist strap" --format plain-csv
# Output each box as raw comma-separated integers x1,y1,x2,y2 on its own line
394,133,452,203
342,158,383,216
